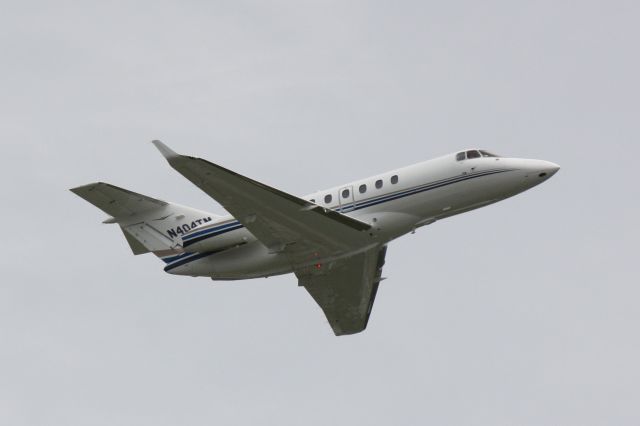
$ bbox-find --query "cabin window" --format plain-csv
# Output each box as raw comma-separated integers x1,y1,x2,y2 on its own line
359,184,367,194
342,189,350,198
391,175,398,184
310,199,315,203
324,194,332,204
466,150,481,159
375,179,383,189
456,152,466,161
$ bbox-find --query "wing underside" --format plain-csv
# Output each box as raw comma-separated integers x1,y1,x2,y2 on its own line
298,245,387,335
151,140,372,266
152,141,387,335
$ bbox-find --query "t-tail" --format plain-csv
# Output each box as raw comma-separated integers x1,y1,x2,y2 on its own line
70,182,220,261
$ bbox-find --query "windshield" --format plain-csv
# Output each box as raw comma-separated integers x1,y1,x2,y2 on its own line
456,150,501,161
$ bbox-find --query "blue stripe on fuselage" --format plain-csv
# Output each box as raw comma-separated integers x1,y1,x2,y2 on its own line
349,168,508,210
163,251,221,271
183,221,242,241
172,169,514,264
161,251,197,264
181,223,244,248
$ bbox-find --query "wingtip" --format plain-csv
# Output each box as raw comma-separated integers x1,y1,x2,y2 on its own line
151,140,179,159
69,182,101,194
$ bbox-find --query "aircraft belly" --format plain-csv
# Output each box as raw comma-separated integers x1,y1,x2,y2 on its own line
182,226,255,253
168,241,293,279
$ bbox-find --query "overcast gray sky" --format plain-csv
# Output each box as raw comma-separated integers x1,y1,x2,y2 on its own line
2,1,639,425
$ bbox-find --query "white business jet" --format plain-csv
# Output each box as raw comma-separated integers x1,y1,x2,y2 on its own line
71,141,559,335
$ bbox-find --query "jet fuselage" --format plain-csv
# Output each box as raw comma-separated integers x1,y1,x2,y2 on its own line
164,150,559,279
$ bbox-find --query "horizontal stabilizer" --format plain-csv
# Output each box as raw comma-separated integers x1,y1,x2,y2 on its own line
70,181,218,257
70,182,167,219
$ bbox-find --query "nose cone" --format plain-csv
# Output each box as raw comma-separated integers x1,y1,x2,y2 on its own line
517,159,560,191
536,161,560,179
498,157,560,196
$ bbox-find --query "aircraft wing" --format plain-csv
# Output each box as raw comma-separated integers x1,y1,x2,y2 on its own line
152,141,373,266
297,245,387,336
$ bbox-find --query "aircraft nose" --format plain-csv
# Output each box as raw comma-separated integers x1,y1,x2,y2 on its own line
518,159,560,188
536,161,560,179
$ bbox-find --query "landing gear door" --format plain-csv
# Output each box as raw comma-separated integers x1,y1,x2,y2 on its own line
339,186,355,213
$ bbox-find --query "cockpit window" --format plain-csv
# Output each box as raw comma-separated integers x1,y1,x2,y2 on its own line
466,150,481,159
479,150,499,157
457,150,500,161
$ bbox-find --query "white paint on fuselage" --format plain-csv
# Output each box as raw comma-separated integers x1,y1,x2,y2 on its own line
167,152,559,279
